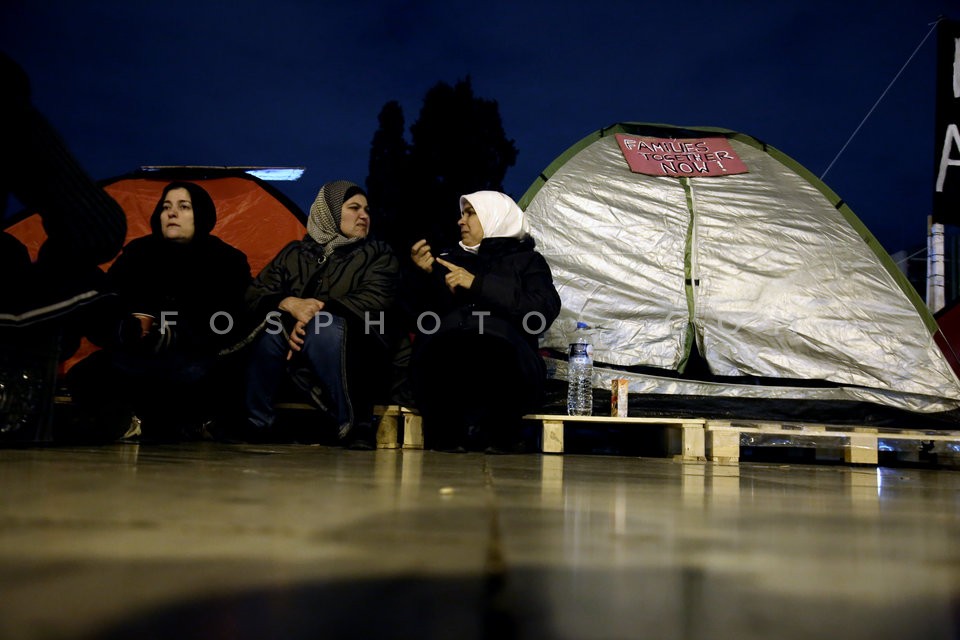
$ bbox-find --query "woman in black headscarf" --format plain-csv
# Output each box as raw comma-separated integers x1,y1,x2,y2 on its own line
69,181,251,440
241,180,400,447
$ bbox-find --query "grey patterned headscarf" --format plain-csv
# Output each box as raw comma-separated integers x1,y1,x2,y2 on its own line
306,180,365,257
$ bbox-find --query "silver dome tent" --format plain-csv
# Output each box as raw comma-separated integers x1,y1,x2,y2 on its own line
521,123,960,423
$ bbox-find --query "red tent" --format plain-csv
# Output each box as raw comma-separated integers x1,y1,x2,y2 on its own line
935,301,960,379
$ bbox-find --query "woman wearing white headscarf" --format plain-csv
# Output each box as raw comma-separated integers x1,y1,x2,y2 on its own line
242,180,400,447
409,191,561,452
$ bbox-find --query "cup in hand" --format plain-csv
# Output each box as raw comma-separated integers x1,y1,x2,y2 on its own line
131,313,155,338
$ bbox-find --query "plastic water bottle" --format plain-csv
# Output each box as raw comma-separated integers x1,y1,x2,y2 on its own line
567,322,593,416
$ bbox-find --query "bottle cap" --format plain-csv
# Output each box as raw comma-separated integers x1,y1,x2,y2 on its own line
576,321,589,329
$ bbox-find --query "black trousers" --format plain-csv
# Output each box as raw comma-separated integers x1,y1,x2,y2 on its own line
411,330,545,446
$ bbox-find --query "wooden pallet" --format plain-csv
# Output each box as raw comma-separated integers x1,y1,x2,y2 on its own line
260,402,960,466
283,408,708,456
704,420,960,465
373,405,423,450
522,414,708,459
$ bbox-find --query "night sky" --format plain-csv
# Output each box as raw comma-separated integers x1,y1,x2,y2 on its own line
1,0,956,254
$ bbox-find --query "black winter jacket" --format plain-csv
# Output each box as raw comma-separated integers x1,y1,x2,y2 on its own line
416,235,561,351
106,234,251,352
245,236,400,345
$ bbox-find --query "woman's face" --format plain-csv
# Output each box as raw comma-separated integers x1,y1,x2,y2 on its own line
160,187,196,242
340,193,370,238
458,202,484,246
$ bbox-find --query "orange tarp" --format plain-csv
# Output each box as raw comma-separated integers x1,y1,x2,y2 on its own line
7,175,306,275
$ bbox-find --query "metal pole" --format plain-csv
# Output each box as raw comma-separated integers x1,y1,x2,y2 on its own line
927,215,946,312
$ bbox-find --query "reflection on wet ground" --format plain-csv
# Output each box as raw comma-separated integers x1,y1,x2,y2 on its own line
0,444,957,639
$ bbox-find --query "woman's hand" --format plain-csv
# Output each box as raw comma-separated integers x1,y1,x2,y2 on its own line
410,239,435,273
287,319,308,357
280,299,324,359
278,297,325,324
436,257,475,292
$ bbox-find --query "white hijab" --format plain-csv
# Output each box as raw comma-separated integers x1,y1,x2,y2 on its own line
458,191,528,254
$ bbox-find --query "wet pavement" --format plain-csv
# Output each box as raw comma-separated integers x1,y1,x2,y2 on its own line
0,443,958,639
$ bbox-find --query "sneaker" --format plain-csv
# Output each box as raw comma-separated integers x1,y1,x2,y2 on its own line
119,415,142,441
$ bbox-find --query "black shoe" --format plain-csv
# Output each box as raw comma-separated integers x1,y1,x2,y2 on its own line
213,420,274,444
431,433,468,453
484,439,535,455
424,418,468,453
464,423,488,452
424,428,467,453
343,422,376,450
421,412,487,452
484,418,533,454
436,442,467,454
133,413,186,444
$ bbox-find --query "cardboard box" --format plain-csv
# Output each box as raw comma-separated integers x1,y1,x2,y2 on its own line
611,378,629,417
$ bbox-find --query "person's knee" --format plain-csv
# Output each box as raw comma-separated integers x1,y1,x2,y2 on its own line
301,314,345,353
253,326,289,359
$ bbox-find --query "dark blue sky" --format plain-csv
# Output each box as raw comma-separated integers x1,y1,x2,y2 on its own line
1,0,955,253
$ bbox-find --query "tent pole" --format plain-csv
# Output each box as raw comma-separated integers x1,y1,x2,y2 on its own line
927,214,946,313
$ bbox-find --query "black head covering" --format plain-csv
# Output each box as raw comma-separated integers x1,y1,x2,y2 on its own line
149,181,217,240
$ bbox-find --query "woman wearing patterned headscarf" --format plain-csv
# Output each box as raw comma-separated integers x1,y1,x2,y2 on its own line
242,180,400,447
409,191,561,452
68,181,251,440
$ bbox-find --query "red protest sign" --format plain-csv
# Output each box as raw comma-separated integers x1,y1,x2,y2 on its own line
615,134,749,177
